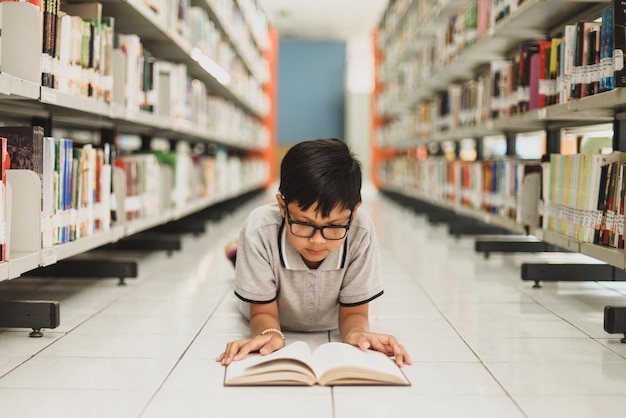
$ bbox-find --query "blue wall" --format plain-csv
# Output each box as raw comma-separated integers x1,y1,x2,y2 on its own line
277,39,346,145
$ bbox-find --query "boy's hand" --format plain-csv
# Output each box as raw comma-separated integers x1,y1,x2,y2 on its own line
216,334,286,366
344,330,412,367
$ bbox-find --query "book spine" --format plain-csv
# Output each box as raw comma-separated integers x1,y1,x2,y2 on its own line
614,0,626,87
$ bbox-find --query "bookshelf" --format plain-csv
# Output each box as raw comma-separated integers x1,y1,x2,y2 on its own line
375,0,626,339
0,0,275,334
374,0,626,269
374,0,626,268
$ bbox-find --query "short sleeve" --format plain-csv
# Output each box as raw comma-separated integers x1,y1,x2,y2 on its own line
233,214,280,304
338,210,383,306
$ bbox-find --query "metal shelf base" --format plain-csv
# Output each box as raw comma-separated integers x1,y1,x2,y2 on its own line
0,300,60,337
110,233,182,257
427,209,460,224
448,220,511,238
522,263,626,288
153,219,206,236
604,306,626,343
24,257,138,286
475,235,562,258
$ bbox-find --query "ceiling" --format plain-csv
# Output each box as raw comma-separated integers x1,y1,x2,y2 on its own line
257,0,389,41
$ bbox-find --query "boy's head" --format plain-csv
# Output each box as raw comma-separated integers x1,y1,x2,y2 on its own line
278,138,362,216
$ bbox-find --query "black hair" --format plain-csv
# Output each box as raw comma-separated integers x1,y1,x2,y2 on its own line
279,138,362,217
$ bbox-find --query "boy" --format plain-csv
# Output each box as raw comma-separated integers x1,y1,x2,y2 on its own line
216,138,411,367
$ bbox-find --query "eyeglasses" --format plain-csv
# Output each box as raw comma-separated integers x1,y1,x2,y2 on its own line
284,204,351,240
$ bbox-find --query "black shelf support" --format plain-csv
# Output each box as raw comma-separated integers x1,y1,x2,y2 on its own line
110,232,182,257
545,127,561,154
153,218,207,237
604,306,626,343
23,257,138,286
141,134,153,151
475,138,484,161
505,132,516,156
0,300,60,337
475,235,562,259
448,220,511,238
613,117,626,152
521,262,626,288
426,208,460,224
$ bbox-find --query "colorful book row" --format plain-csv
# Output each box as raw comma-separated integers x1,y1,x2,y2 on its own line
379,155,541,225
381,152,626,249
0,125,269,260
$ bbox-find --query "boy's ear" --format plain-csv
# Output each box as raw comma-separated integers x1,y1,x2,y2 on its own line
276,193,286,216
352,201,362,217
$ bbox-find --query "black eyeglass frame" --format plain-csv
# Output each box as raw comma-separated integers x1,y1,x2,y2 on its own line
283,204,352,240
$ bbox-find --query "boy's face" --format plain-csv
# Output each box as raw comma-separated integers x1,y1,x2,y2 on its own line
277,194,359,269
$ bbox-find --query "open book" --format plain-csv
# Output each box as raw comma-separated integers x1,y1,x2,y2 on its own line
224,341,410,386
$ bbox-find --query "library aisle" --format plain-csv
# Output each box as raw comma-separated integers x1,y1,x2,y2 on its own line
2,185,626,418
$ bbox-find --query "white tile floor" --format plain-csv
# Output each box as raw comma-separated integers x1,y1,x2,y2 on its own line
2,186,626,417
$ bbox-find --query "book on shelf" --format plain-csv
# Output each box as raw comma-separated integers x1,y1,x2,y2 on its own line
585,26,600,96
41,0,60,88
58,2,115,101
547,37,563,105
538,40,552,108
114,154,161,222
476,0,490,39
595,153,626,248
224,341,410,387
560,25,576,103
528,51,540,110
0,126,58,248
571,21,601,99
600,6,614,92
42,136,55,248
614,0,626,87
517,42,539,112
545,152,626,248
0,126,45,176
54,137,73,244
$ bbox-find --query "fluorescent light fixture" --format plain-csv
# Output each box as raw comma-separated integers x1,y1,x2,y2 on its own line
191,47,231,86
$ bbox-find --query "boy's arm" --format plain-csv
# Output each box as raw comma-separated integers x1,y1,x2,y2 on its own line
339,303,371,340
216,301,285,365
339,304,412,366
249,301,282,344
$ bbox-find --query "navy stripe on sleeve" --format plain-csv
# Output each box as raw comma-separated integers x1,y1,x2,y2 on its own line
234,291,277,304
339,290,384,307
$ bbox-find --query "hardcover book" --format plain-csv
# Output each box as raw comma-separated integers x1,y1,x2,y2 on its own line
600,6,614,92
224,341,410,387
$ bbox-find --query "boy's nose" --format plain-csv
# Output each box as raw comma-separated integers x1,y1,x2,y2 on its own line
309,229,326,242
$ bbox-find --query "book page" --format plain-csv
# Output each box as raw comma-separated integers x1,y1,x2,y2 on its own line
224,341,317,385
310,342,409,386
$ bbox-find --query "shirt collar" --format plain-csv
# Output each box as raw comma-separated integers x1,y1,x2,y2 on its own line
278,219,347,271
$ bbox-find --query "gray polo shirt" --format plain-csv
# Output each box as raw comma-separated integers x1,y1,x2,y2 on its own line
234,202,383,332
